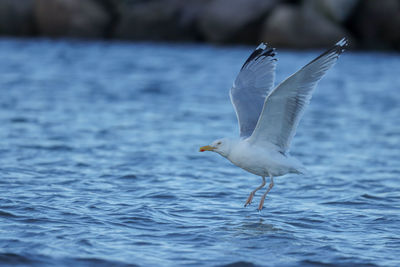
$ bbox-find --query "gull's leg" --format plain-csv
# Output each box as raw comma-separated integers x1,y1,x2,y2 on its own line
244,176,266,207
258,176,274,211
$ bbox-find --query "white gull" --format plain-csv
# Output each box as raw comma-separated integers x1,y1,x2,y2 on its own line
200,38,348,210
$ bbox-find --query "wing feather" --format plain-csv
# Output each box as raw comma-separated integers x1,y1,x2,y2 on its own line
248,38,348,152
230,43,277,138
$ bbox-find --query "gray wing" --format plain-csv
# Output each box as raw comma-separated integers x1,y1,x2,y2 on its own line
230,43,277,138
249,38,348,152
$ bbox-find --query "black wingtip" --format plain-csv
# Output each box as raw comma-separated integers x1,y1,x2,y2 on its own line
325,37,348,57
305,37,348,67
241,43,277,70
335,37,348,54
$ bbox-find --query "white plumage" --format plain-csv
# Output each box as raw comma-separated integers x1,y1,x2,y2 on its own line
200,38,347,210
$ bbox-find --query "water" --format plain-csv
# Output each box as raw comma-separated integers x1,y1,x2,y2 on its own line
0,38,399,266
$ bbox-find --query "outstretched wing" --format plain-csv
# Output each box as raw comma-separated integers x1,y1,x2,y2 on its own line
249,38,348,152
230,43,277,138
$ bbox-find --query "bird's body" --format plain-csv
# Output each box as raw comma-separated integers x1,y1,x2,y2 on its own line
200,38,347,210
216,138,304,177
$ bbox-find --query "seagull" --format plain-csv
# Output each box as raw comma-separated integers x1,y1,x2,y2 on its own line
199,38,347,211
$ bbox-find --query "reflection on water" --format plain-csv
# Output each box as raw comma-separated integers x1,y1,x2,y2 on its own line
233,218,278,236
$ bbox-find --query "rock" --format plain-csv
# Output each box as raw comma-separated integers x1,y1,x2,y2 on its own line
177,0,213,40
0,0,34,36
113,0,216,41
348,0,400,50
114,0,189,41
198,0,278,43
34,0,111,38
303,0,359,23
260,4,349,48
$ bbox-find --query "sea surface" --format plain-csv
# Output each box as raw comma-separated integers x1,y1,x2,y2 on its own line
0,38,399,266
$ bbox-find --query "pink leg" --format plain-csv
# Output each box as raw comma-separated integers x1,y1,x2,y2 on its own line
244,176,266,207
258,176,274,211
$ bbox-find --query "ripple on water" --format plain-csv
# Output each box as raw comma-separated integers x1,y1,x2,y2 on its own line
0,39,399,266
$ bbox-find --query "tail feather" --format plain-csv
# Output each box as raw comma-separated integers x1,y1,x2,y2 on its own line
289,156,308,175
293,166,308,175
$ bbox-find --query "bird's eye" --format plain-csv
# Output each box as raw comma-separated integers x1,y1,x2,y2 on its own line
217,141,222,145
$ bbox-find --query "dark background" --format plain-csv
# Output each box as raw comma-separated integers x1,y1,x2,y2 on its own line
1,0,400,50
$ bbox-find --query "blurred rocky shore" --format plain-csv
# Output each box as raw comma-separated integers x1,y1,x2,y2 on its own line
1,0,400,50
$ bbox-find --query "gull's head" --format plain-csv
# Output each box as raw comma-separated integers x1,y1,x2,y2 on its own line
199,138,232,157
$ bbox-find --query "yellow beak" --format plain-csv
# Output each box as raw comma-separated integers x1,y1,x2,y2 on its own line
199,145,215,152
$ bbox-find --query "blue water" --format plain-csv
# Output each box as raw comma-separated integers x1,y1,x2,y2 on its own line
0,38,399,266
